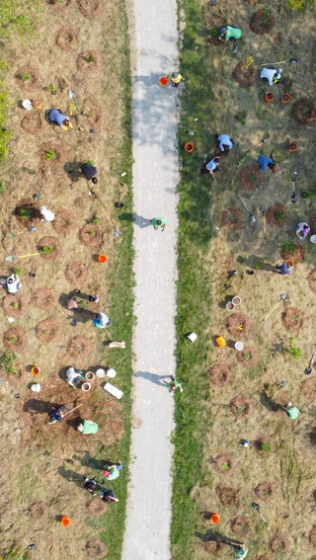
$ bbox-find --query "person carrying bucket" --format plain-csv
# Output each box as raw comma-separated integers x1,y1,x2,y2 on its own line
269,398,299,419
80,162,98,184
295,221,310,240
163,376,183,393
275,262,293,275
257,155,275,172
93,312,111,329
48,404,69,424
150,217,166,231
218,24,242,43
66,366,85,389
201,156,222,177
103,461,123,481
48,109,73,130
168,72,184,88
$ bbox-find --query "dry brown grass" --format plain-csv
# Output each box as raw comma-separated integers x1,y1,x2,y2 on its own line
35,318,63,343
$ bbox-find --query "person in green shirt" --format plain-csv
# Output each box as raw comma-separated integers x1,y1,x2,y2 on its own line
150,217,167,231
104,461,123,481
218,25,242,43
269,398,299,419
232,544,248,559
163,376,183,393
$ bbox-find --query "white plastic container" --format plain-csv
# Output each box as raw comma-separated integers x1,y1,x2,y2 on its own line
22,99,32,110
85,371,95,381
31,383,41,392
226,302,235,311
96,368,106,378
235,341,244,351
82,382,91,392
104,382,123,399
310,235,316,244
187,332,197,343
232,296,241,305
106,368,116,378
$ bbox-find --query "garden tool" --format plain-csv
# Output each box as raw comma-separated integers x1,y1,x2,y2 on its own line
306,348,316,375
11,226,37,237
291,179,297,204
254,138,268,151
260,205,266,236
271,380,287,398
261,58,297,65
236,191,256,223
262,292,287,322
5,251,42,262
59,402,85,418
68,90,80,112
47,298,77,327
252,503,268,525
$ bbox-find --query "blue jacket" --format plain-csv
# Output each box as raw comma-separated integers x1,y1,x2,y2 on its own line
258,155,273,172
49,109,67,127
218,134,233,150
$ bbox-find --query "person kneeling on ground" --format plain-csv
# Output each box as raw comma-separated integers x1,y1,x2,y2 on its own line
275,262,293,275
168,72,184,88
217,134,234,152
98,488,119,503
83,475,97,495
257,155,275,172
232,544,248,559
77,419,99,434
48,404,69,424
66,366,84,389
103,461,123,481
269,398,299,419
93,312,112,329
218,24,242,43
295,221,310,240
260,67,282,85
48,109,73,130
67,294,88,313
201,156,222,176
80,162,98,183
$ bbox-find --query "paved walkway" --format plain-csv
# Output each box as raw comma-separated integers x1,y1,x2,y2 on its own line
122,0,179,559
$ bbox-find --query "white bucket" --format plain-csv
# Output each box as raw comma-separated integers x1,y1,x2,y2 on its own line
310,235,316,244
96,368,106,378
22,99,32,111
31,383,41,392
106,368,116,378
85,371,95,381
235,341,244,351
226,302,235,311
232,296,241,305
82,382,91,392
187,332,197,343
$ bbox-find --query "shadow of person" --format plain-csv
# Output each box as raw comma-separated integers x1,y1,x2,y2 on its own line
195,529,243,546
64,161,82,182
73,450,110,471
23,399,61,415
118,213,152,228
259,391,276,412
134,371,171,387
57,465,84,487
134,73,171,88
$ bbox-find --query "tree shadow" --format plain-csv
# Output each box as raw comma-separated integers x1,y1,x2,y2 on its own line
118,213,152,228
134,371,172,387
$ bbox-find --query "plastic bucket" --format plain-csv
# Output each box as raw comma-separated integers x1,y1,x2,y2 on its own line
85,371,95,381
211,513,220,524
159,76,169,86
22,99,32,111
98,255,107,263
232,296,241,305
31,366,40,375
82,382,91,392
281,93,290,103
310,235,316,244
265,92,274,103
216,336,226,348
226,302,235,311
289,142,297,152
61,516,70,527
32,98,42,109
235,341,244,351
96,368,106,378
185,143,194,153
31,383,41,392
187,332,197,342
107,368,117,378
286,260,294,269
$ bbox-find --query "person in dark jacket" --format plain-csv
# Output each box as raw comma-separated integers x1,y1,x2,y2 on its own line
81,162,98,184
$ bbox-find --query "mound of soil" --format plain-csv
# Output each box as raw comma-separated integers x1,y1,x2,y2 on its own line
78,0,105,18
85,539,108,559
204,540,225,555
255,481,276,501
56,27,78,51
238,164,262,191
229,394,253,419
213,453,235,475
254,435,274,455
226,313,251,338
15,197,41,228
52,210,76,234
74,197,84,208
79,223,104,247
29,500,49,518
218,487,239,507
21,111,48,136
2,294,27,318
308,269,316,294
310,427,316,445
3,326,28,354
236,347,258,367
82,99,107,131
35,318,63,344
280,244,305,263
86,499,108,517
232,61,257,88
281,307,304,333
38,236,64,261
230,516,253,537
77,51,102,74
67,335,92,359
208,34,221,46
221,207,243,230
32,287,59,310
270,533,290,553
292,98,316,124
15,65,42,91
65,260,89,285
301,377,316,402
39,142,66,167
265,203,288,227
208,364,232,387
249,9,275,34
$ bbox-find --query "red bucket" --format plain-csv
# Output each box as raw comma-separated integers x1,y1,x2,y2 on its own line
98,255,107,263
159,76,169,86
185,143,194,153
61,515,70,527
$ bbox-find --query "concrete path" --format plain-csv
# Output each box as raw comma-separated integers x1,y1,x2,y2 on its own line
122,1,179,559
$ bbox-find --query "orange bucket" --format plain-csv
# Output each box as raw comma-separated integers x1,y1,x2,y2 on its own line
159,76,169,86
31,366,40,375
281,93,290,104
32,98,42,109
286,260,294,270
61,516,70,527
265,92,274,103
98,255,107,263
289,142,297,152
211,513,220,524
216,336,226,348
185,143,194,153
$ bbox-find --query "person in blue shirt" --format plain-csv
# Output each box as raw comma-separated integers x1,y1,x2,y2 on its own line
275,262,293,275
48,109,72,129
217,134,234,151
202,156,222,176
257,155,275,172
93,312,112,328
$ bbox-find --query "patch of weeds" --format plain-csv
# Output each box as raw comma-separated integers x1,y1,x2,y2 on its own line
0,60,13,161
261,443,271,453
0,351,17,376
88,54,95,62
288,337,302,359
45,150,56,160
287,0,304,7
0,0,41,40
42,246,53,253
255,258,264,269
0,546,31,560
49,83,56,94
275,211,285,221
281,241,297,253
235,112,246,126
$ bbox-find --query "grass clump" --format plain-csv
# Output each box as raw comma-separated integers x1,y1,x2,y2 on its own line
288,337,302,359
45,149,56,160
0,351,17,375
275,211,285,221
281,241,297,253
261,443,271,453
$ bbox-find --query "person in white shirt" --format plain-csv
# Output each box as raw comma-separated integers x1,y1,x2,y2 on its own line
260,67,282,86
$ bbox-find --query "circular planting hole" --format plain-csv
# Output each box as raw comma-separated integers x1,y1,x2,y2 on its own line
15,197,41,228
77,50,102,74
292,98,316,124
280,243,305,263
77,0,105,19
86,499,108,517
74,197,84,208
249,9,275,35
232,60,257,88
281,307,304,333
236,346,258,367
230,516,253,537
82,99,107,131
56,27,78,51
265,203,288,227
239,164,262,191
226,312,251,338
35,318,63,344
270,533,290,553
2,294,28,318
15,65,41,91
38,236,64,261
218,487,239,507
301,376,316,403
208,30,221,46
221,207,243,230
254,435,273,455
208,364,232,387
52,210,76,235
39,142,66,167
229,394,253,419
85,539,108,559
29,500,49,518
79,223,104,248
213,453,235,475
3,326,28,354
204,540,225,555
64,260,88,285
255,481,276,502
32,287,59,310
67,335,92,359
21,112,48,136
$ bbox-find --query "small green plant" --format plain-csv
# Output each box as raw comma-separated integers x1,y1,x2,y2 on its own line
287,0,304,9
288,337,302,359
42,246,53,253
210,29,218,37
19,208,31,217
88,54,95,62
255,258,264,269
13,267,21,275
261,443,271,453
243,351,250,361
235,113,246,126
237,151,249,168
41,330,46,335
236,406,245,416
0,351,17,376
280,241,297,253
230,215,237,223
9,337,17,343
11,302,18,309
88,231,96,236
275,211,285,221
93,219,99,225
302,191,313,198
29,168,35,174
222,462,229,471
20,72,30,81
262,7,271,23
45,149,56,160
264,492,270,498
294,314,299,322
62,460,70,470
49,83,56,94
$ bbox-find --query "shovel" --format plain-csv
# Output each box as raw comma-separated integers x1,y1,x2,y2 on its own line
306,348,316,375
252,503,268,525
47,298,77,327
237,191,256,223
261,58,297,65
254,138,268,152
291,180,297,204
262,292,287,322
271,379,287,398
11,226,37,237
68,90,80,112
5,252,42,262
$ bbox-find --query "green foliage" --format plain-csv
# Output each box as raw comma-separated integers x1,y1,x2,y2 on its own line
302,191,313,198
287,0,305,9
88,230,96,235
235,113,246,126
13,267,21,275
275,211,285,221
0,351,17,375
9,337,17,343
237,151,249,168
261,442,271,453
262,7,271,22
0,0,41,39
11,302,18,308
93,218,99,225
20,72,30,81
288,337,302,359
88,54,95,62
49,83,56,94
281,241,297,253
210,29,218,37
42,246,53,253
222,462,229,470
255,258,264,269
45,149,56,160
19,208,31,217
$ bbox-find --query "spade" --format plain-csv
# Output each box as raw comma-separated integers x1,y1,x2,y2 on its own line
306,348,316,375
291,180,297,204
252,503,268,525
261,58,297,65
68,90,79,112
272,379,287,398
262,292,287,322
11,226,37,237
47,298,77,327
237,191,256,223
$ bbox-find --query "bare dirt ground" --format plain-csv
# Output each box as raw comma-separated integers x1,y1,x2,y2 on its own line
0,0,129,558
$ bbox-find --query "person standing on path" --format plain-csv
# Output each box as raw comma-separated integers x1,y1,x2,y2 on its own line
163,376,183,393
104,461,123,480
269,398,299,419
150,217,166,231
168,72,184,88
80,162,98,183
275,262,293,275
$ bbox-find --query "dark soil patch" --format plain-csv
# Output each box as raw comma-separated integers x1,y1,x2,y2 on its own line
308,269,316,295
309,213,316,235
15,197,41,228
236,347,258,367
230,516,253,537
2,294,28,318
218,487,239,507
85,539,108,559
29,500,49,518
255,481,276,501
226,313,251,338
232,60,257,88
213,453,235,475
77,50,102,74
221,207,243,230
15,65,42,91
208,34,221,46
67,335,92,359
79,223,104,247
3,327,28,354
32,287,59,310
254,435,274,455
310,427,316,445
52,210,76,234
86,499,108,517
229,394,253,419
38,236,64,261
82,99,107,131
270,533,290,553
35,318,63,344
64,260,89,285
301,377,316,402
281,307,304,333
208,364,232,387
74,197,84,208
249,9,275,34
55,27,78,51
265,203,289,227
21,112,49,136
48,0,75,9
204,540,225,555
39,142,66,167
77,0,105,19
238,164,262,191
292,98,316,124
310,525,316,546
280,244,305,263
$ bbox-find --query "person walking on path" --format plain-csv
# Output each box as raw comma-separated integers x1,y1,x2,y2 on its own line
150,217,166,231
269,398,299,419
275,262,293,275
296,221,310,240
217,134,234,152
168,72,184,88
48,109,73,130
80,162,98,183
99,488,119,503
218,24,242,43
163,376,183,393
48,404,69,424
93,312,111,329
257,155,275,172
66,366,84,389
104,461,123,480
